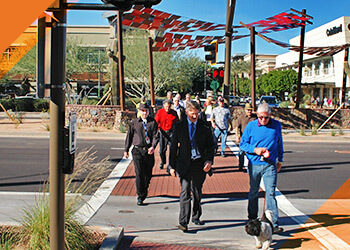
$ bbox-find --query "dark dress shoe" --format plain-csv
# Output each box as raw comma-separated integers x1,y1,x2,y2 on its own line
137,198,144,206
177,224,188,232
273,226,284,234
192,219,204,225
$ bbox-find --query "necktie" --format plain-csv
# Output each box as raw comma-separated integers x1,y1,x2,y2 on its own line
190,122,195,145
191,122,195,136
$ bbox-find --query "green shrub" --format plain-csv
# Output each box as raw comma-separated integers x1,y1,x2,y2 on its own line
0,98,49,112
12,147,110,249
311,123,319,135
331,129,336,136
300,126,306,136
339,128,344,135
279,101,290,108
81,97,99,105
14,99,35,111
0,99,16,111
303,94,311,105
33,99,49,112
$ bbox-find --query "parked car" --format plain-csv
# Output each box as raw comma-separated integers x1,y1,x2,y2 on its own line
230,95,240,106
145,99,164,107
15,93,37,99
258,96,280,108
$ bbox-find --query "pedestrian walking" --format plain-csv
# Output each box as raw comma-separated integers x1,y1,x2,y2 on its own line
154,99,179,169
166,91,173,101
203,95,215,123
173,96,186,121
236,103,257,171
183,93,191,108
124,103,159,206
136,96,146,118
168,101,215,232
211,96,232,157
175,93,185,107
239,103,284,234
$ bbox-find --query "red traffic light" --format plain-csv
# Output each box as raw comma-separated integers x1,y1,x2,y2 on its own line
212,68,224,83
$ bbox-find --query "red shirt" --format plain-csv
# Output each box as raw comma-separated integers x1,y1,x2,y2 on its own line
155,108,179,131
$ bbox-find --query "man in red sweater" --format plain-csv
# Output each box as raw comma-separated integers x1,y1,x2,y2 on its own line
155,99,179,169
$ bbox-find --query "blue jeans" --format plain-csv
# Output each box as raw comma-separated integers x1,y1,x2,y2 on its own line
248,163,279,227
213,128,227,155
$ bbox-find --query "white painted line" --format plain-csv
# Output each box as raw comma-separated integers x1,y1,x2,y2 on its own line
110,147,125,150
275,188,350,249
229,140,350,249
226,141,248,166
75,153,133,225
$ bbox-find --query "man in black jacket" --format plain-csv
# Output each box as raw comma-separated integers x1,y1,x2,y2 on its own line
168,101,215,232
124,103,159,206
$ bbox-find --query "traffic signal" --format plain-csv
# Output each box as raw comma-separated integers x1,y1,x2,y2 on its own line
213,68,224,84
204,40,217,66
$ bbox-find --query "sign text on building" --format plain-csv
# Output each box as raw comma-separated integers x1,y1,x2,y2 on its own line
326,24,342,36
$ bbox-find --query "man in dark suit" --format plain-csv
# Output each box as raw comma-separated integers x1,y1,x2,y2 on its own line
168,101,215,232
124,103,159,206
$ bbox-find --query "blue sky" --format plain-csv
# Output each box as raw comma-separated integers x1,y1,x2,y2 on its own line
67,0,350,61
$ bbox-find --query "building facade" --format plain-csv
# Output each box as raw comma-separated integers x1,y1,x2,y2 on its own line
276,16,350,103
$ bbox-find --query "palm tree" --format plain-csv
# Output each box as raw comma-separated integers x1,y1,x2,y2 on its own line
231,60,251,96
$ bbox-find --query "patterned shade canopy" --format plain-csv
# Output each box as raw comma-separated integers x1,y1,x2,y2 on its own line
120,6,348,55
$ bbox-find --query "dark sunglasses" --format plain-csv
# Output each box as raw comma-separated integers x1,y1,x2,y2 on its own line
258,116,270,120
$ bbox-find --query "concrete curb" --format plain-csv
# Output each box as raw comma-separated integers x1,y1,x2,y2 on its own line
100,227,124,250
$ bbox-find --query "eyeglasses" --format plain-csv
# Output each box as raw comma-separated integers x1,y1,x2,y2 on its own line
258,116,270,120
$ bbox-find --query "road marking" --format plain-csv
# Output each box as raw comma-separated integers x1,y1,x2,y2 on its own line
111,147,125,150
335,150,350,154
227,140,350,250
75,151,133,225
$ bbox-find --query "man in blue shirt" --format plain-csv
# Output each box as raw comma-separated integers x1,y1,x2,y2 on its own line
240,103,284,234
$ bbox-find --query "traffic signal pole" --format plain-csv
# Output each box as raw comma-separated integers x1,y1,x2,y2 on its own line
49,0,66,249
223,0,236,101
341,47,349,105
148,37,155,107
295,9,306,109
37,15,46,99
250,27,256,110
117,10,126,111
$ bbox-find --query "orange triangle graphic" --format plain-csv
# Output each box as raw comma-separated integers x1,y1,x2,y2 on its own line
0,0,55,54
280,178,350,249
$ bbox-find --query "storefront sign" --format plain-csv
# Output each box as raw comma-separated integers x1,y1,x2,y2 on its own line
326,24,342,36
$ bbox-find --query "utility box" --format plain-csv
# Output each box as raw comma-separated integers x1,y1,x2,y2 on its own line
63,112,77,174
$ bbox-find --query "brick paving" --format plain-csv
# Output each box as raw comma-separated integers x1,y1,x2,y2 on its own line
111,143,266,249
111,146,253,198
119,238,222,250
